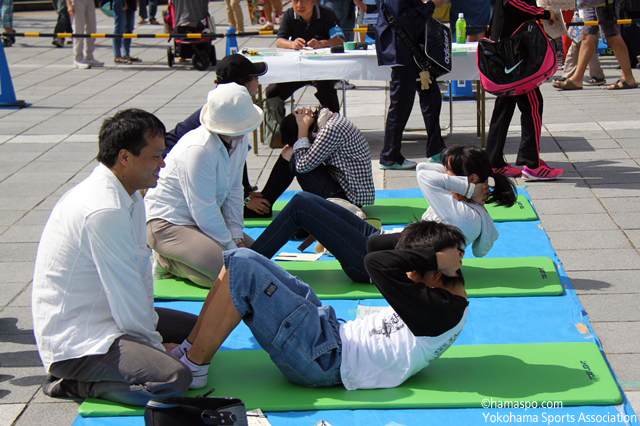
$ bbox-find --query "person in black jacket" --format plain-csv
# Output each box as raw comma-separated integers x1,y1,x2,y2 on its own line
375,0,446,170
168,221,467,391
484,0,564,181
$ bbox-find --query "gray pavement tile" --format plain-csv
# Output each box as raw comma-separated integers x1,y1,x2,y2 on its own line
580,171,640,186
548,130,612,140
9,284,33,308
556,138,621,150
625,230,640,248
556,248,640,271
32,195,61,211
611,212,640,230
569,270,640,294
4,171,76,185
0,307,33,335
0,282,29,308
13,211,51,227
580,287,640,320
600,198,640,213
617,138,640,149
607,355,640,388
590,322,640,353
0,211,26,227
524,184,594,200
590,184,640,198
0,226,45,243
0,334,40,368
546,230,632,250
0,262,35,284
565,148,631,161
0,366,47,404
530,198,607,215
0,404,25,426
0,243,38,263
608,129,640,139
0,181,60,199
14,401,80,426
627,391,640,416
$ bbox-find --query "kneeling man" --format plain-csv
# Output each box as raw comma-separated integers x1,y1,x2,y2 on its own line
33,109,197,406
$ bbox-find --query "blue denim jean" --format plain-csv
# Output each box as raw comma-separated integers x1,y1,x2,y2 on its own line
224,249,342,387
251,192,378,282
138,0,157,21
112,0,135,57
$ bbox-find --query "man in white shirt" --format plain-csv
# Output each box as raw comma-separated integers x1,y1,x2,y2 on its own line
33,109,197,406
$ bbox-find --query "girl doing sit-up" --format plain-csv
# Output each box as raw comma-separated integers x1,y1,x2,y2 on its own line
251,144,513,281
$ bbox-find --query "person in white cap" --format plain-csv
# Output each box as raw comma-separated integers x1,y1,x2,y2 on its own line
145,83,263,288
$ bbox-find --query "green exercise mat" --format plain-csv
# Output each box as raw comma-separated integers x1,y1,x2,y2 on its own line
153,256,563,301
78,342,621,416
243,195,537,227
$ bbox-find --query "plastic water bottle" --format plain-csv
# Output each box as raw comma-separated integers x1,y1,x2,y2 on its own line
456,13,466,44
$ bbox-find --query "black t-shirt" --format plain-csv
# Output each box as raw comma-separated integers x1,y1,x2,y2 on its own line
364,233,469,337
489,0,550,40
277,4,341,42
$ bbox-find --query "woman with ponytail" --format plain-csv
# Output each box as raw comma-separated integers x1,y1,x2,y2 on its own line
417,144,516,257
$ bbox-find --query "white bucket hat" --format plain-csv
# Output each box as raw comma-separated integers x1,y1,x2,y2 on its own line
200,83,264,137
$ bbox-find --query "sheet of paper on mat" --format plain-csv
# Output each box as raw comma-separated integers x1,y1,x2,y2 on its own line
248,408,271,425
273,252,323,262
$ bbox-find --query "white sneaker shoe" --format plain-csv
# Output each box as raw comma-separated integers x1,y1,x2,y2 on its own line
85,59,104,67
73,60,90,69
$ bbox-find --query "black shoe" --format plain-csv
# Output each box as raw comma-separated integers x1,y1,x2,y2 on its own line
42,375,81,399
52,38,64,48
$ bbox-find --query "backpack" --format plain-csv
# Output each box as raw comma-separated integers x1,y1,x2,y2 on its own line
476,20,557,97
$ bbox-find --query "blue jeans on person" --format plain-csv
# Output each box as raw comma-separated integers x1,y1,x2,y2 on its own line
251,192,378,282
138,0,157,21
224,248,343,387
112,0,135,57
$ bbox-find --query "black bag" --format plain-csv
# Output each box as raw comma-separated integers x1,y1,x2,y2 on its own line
144,396,248,426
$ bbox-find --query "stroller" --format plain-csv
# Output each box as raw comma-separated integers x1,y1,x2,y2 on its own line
164,0,217,70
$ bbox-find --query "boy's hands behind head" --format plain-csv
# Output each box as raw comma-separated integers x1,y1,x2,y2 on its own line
436,247,464,277
471,181,490,205
293,106,316,129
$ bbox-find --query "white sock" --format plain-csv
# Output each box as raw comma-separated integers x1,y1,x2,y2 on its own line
180,354,209,389
169,339,192,360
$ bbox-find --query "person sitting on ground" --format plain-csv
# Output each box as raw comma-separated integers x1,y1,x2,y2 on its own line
173,221,468,391
417,144,516,257
251,144,505,282
34,109,196,406
245,105,375,218
145,83,263,288
164,54,270,218
264,0,345,146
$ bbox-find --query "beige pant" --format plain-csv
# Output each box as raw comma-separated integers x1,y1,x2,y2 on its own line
225,0,244,32
562,40,604,80
71,0,97,62
263,0,282,22
147,219,254,288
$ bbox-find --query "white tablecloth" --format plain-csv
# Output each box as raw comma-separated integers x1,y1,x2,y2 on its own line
247,43,479,84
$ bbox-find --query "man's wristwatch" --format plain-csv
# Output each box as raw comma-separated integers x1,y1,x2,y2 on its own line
244,196,251,206
232,237,244,245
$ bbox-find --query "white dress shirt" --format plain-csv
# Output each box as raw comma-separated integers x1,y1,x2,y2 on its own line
144,126,247,249
32,164,162,371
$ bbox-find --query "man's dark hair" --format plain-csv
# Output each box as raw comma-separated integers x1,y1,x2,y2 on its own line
395,221,466,280
97,108,166,168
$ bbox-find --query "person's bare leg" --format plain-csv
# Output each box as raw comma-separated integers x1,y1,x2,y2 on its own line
566,34,598,88
184,268,225,344
187,266,242,365
605,35,637,87
263,0,273,24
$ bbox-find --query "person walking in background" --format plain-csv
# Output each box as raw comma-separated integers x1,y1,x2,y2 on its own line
261,0,282,31
138,0,159,24
225,0,245,33
0,0,15,47
66,0,103,68
52,0,72,48
113,0,140,64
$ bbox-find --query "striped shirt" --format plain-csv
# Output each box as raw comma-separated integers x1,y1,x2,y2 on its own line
292,113,375,207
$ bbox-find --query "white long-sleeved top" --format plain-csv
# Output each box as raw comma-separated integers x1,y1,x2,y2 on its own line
145,126,247,249
32,164,162,371
416,162,499,257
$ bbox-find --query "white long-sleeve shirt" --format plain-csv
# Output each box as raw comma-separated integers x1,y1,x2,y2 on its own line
416,162,499,257
144,126,247,249
32,164,162,371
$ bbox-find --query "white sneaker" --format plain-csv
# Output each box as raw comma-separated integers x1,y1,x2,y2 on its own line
85,59,104,67
73,60,90,69
335,81,356,90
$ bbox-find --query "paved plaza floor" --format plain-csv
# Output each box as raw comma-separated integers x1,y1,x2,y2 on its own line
1,3,639,425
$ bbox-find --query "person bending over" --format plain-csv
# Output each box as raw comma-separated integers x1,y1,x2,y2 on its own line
33,109,197,406
173,221,468,390
251,144,502,282
245,106,375,218
145,84,263,288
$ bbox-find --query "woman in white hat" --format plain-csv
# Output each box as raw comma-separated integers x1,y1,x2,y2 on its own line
145,83,263,288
